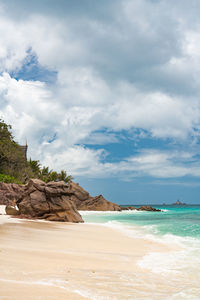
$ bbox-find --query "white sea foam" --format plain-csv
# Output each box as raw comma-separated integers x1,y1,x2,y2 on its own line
79,210,141,215
80,209,167,215
89,217,199,248
84,216,200,290
99,218,200,297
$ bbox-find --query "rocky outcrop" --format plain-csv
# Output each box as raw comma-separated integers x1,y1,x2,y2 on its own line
0,182,24,206
0,179,162,216
121,205,161,212
69,182,121,211
172,200,186,206
137,206,161,212
78,195,121,211
16,179,83,222
1,179,121,221
68,182,90,208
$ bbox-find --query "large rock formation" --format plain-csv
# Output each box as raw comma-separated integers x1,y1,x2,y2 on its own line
16,179,83,222
0,182,24,206
69,182,121,211
78,195,121,211
1,179,121,222
68,182,90,208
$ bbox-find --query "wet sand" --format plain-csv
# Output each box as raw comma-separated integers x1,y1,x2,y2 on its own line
0,207,176,300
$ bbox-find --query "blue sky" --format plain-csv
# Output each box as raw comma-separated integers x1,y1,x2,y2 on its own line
0,0,200,204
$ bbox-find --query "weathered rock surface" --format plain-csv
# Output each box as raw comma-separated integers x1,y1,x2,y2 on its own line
78,195,122,211
137,206,161,212
5,205,20,216
68,181,90,208
1,179,122,222
68,182,121,211
0,182,24,206
16,179,83,222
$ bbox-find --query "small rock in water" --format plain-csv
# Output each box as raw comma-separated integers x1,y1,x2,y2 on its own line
137,206,161,212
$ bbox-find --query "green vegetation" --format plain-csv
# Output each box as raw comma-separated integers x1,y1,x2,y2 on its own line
0,119,72,184
0,119,33,183
0,173,22,184
29,159,72,183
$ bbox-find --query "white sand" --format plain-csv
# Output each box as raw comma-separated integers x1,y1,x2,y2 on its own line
0,206,178,299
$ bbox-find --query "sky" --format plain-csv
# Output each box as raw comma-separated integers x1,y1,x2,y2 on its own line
0,0,200,204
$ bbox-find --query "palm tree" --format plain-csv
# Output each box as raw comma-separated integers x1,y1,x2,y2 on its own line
28,159,41,176
58,170,73,182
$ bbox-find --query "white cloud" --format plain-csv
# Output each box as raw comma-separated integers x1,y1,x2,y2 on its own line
0,2,200,180
39,146,200,179
0,14,31,72
42,146,107,176
0,68,200,179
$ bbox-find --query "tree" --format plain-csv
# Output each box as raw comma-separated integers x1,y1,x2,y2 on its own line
0,119,33,182
0,119,73,184
0,119,13,140
28,159,41,176
58,170,73,182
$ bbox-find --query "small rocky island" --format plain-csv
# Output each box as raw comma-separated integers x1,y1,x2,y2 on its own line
0,179,161,222
172,200,187,206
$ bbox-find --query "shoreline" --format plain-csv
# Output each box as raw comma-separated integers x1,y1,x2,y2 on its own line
0,206,179,300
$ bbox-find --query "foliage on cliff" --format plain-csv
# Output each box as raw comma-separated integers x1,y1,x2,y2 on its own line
0,119,72,184
0,173,22,184
0,119,32,183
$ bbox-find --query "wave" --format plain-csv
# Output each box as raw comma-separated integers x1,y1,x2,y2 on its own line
79,209,143,215
83,219,200,298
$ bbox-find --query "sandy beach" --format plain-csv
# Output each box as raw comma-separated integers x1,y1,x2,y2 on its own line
0,206,177,300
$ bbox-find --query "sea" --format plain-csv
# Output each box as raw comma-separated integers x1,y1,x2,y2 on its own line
81,205,200,300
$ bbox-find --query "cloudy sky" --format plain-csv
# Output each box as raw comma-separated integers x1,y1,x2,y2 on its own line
0,0,200,204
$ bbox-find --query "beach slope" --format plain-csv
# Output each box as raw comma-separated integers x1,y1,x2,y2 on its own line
0,207,175,300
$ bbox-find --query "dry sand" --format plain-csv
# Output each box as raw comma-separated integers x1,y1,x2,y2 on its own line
0,206,176,300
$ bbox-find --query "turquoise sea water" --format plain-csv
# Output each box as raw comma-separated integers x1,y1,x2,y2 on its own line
82,205,200,238
80,205,200,299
